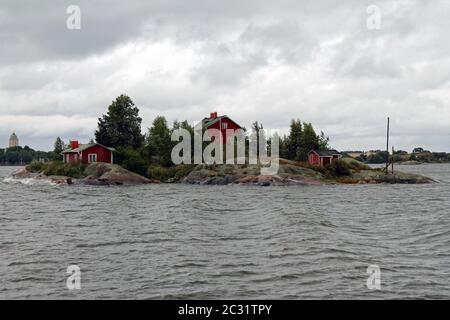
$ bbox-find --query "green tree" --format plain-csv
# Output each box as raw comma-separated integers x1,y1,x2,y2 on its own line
53,137,65,161
286,119,302,161
318,131,330,150
301,122,320,160
146,116,172,166
279,134,289,159
172,120,194,133
114,147,148,176
95,95,144,149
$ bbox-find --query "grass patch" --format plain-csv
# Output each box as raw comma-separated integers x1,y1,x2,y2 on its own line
147,164,195,182
335,177,359,184
27,161,86,178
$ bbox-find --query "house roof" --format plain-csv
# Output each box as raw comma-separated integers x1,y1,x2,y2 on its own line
61,143,114,154
309,149,342,157
202,115,242,129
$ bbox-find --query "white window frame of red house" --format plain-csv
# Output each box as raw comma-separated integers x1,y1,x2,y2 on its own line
66,154,70,163
74,154,78,162
88,153,97,163
221,122,228,129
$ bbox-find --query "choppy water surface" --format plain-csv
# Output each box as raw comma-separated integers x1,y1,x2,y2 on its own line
0,164,449,299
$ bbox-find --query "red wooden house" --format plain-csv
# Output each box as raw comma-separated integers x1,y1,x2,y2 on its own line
61,140,114,164
308,149,342,167
202,112,243,144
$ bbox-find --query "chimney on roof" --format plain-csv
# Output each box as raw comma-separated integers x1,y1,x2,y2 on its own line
70,140,79,149
210,112,218,119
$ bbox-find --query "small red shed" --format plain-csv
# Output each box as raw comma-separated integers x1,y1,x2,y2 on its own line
202,112,243,144
61,140,115,164
308,149,342,167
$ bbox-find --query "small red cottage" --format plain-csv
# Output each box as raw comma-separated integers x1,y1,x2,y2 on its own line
61,140,114,164
308,149,342,167
202,112,243,144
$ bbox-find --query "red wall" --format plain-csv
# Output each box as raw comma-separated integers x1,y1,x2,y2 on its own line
308,152,336,166
322,157,332,166
81,145,112,164
309,153,320,166
206,118,242,144
64,152,79,163
64,145,112,164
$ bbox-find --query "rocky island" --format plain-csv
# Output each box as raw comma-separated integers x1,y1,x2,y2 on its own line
9,157,434,186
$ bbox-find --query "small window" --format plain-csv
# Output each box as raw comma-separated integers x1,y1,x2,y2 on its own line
222,122,228,129
88,154,97,163
74,154,78,162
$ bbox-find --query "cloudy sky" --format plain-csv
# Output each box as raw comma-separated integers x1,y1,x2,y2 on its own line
0,0,449,151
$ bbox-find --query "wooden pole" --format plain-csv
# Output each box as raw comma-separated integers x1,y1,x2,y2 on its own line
392,146,395,174
386,117,390,174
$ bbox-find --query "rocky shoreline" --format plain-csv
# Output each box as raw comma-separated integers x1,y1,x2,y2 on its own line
8,158,434,187
181,159,434,186
9,168,76,185
10,163,159,186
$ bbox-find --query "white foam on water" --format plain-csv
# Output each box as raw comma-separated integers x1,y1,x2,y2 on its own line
3,177,57,186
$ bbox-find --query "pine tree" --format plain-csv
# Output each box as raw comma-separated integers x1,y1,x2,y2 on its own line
300,122,320,160
286,119,302,160
53,137,65,161
95,95,144,149
279,134,289,159
318,131,330,150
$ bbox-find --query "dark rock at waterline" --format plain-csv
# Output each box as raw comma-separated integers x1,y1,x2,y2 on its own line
11,168,37,179
10,163,159,186
9,159,434,187
83,163,160,186
10,168,74,185
182,164,325,186
182,161,434,186
83,175,111,186
351,170,434,184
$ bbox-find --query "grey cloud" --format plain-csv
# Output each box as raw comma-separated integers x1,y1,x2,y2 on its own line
0,0,449,151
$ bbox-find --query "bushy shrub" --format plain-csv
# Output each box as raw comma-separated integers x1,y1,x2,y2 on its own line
114,147,148,176
63,164,85,178
27,160,45,173
39,161,85,178
341,157,371,171
173,165,195,180
147,165,172,181
326,160,352,177
299,161,328,174
41,162,61,176
147,164,195,182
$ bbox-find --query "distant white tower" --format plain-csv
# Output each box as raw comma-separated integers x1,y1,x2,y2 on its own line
9,132,19,148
